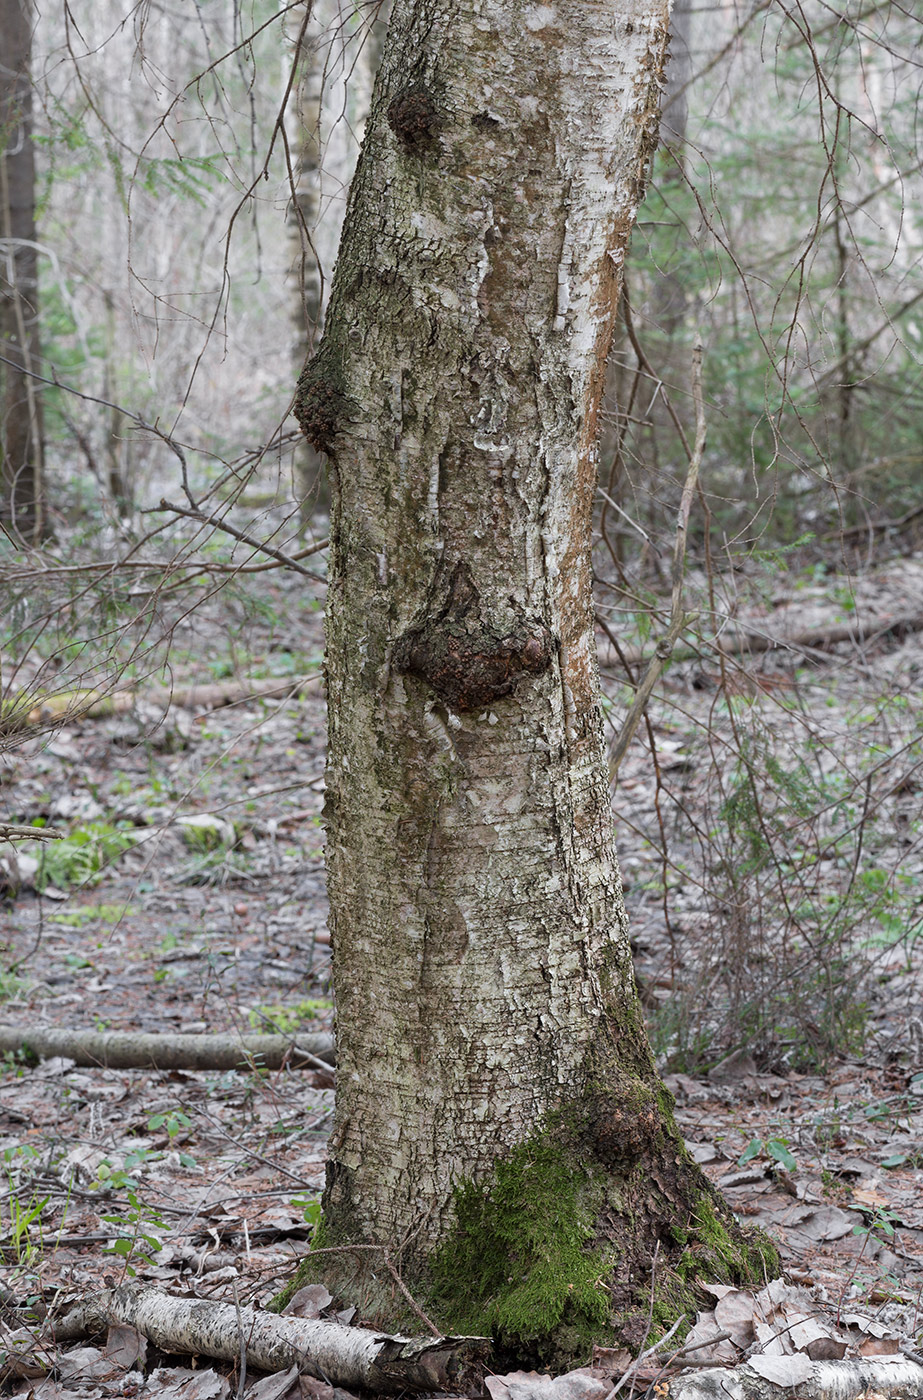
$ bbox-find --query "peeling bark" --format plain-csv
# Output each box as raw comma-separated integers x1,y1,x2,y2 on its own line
666,1358,923,1400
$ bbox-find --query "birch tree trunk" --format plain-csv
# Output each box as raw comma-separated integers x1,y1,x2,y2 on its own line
0,0,44,541
651,0,692,336
284,0,385,512
284,0,777,1366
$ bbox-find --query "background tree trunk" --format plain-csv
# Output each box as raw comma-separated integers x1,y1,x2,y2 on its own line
284,0,386,516
284,0,777,1365
651,0,692,336
0,0,43,542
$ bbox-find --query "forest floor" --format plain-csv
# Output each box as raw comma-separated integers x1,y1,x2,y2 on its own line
0,542,922,1398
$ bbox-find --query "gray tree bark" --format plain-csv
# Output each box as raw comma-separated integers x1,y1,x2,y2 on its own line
284,0,385,513
0,0,43,541
652,0,692,335
284,0,776,1365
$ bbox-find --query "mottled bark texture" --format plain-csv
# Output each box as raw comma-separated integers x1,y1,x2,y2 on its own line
285,0,778,1366
0,0,43,541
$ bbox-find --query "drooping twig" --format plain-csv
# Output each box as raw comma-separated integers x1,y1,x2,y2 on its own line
157,498,327,582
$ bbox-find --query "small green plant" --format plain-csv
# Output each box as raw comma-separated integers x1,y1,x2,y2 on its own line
179,821,233,854
248,998,333,1033
52,903,136,927
2,1146,48,1266
291,1195,322,1228
101,1187,166,1278
148,1110,191,1141
30,822,135,890
0,969,24,1002
4,1190,48,1265
738,1137,797,1171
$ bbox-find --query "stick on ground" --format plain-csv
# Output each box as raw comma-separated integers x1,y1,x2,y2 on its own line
0,1027,335,1071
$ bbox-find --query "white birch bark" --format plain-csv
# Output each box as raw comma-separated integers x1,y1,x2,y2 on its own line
0,1027,335,1071
666,1358,923,1400
56,1283,487,1392
291,0,763,1350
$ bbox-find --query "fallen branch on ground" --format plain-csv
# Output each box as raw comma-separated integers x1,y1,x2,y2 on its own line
8,672,323,726
53,1282,489,1393
0,1027,335,1071
665,1356,923,1400
598,611,923,672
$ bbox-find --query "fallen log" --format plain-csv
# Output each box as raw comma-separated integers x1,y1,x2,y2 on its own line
597,610,923,672
15,672,324,726
665,1356,923,1400
0,1027,335,1071
54,1282,488,1393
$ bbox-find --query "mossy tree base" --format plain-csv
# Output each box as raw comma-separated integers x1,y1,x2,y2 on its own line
272,1087,779,1373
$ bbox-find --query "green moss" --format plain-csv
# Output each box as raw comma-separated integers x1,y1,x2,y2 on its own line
267,1216,331,1313
678,1193,777,1286
431,1134,612,1361
267,1067,779,1365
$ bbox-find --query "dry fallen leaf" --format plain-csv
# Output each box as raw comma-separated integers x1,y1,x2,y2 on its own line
806,1337,848,1361
852,1187,890,1208
485,1367,611,1400
282,1282,334,1319
247,1367,305,1400
103,1323,147,1370
859,1337,902,1357
713,1289,757,1348
747,1353,815,1386
146,1366,230,1398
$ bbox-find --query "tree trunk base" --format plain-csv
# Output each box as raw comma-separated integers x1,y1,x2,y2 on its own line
273,1090,779,1372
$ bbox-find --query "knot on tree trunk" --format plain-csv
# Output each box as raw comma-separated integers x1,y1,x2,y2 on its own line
387,85,441,153
295,358,350,455
393,562,554,712
586,1085,663,1168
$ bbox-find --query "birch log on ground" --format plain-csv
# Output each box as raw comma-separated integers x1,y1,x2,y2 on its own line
666,1357,923,1400
54,1283,488,1393
597,610,923,671
0,1027,335,1071
14,673,324,726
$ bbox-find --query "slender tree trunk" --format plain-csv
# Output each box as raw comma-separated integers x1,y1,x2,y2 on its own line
285,0,386,515
651,0,692,336
0,0,43,542
284,0,776,1366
